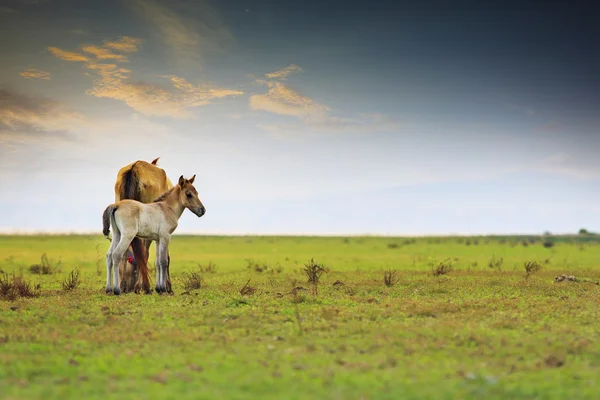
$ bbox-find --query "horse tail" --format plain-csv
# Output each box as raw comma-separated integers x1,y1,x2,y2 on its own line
102,204,118,239
118,162,140,201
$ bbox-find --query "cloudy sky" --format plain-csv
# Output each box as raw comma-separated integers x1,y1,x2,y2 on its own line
1,0,599,235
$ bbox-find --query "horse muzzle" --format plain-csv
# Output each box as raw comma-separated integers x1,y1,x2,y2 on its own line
195,206,206,217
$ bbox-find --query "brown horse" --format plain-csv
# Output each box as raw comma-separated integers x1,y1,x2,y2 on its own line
103,175,205,295
113,157,173,293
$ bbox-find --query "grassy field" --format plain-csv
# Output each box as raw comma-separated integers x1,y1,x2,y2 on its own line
1,234,599,400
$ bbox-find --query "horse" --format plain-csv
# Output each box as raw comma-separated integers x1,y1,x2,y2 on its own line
103,175,205,295
113,157,174,294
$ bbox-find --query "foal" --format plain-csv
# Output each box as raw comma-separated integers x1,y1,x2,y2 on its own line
102,175,205,295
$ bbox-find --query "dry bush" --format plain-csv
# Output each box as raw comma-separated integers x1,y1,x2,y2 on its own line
181,271,203,290
304,258,327,295
383,270,399,287
304,258,327,284
488,256,504,270
198,262,218,274
239,279,256,296
0,272,41,301
29,253,61,275
524,261,541,279
61,269,80,291
431,259,453,276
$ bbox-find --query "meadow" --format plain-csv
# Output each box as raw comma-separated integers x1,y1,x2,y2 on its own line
1,234,599,400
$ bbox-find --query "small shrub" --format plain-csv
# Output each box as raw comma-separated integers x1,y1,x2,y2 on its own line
304,258,327,295
432,259,453,276
383,270,399,287
198,262,218,274
29,253,61,275
245,259,269,273
0,272,41,301
543,240,555,248
524,261,541,279
387,243,399,249
488,256,504,270
304,258,327,284
61,269,80,291
181,271,203,290
239,279,256,296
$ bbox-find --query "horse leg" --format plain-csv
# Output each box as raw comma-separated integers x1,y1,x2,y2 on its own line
154,239,163,294
166,253,173,295
111,234,134,296
105,229,120,294
155,238,170,294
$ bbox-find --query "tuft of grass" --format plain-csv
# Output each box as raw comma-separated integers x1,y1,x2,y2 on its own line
387,243,399,249
181,271,203,290
198,262,218,274
431,259,453,276
0,272,41,301
488,256,504,270
29,253,61,275
383,270,399,287
543,240,555,248
524,261,542,279
245,258,270,273
239,279,256,296
61,268,80,291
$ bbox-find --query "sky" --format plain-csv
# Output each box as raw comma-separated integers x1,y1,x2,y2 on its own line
0,0,599,235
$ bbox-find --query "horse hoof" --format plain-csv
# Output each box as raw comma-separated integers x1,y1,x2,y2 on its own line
105,288,112,294
113,288,121,296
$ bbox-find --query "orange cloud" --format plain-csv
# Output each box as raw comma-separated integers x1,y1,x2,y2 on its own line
20,68,51,80
250,82,328,121
84,64,243,118
264,64,302,80
103,36,142,52
47,36,243,118
82,45,128,62
47,47,89,62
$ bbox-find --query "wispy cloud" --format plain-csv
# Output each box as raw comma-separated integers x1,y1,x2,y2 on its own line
82,45,128,62
48,37,243,118
250,82,329,121
132,0,233,65
103,36,142,52
0,88,85,142
20,68,51,80
264,65,303,80
85,64,243,118
47,47,89,62
251,65,396,136
533,153,600,180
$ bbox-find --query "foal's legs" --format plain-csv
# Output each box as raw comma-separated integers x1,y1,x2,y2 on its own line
154,237,170,294
110,233,135,295
105,228,120,293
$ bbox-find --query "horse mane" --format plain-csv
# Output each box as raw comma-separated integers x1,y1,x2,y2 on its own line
153,187,176,202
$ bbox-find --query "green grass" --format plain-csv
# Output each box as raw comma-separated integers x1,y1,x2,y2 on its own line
0,234,599,400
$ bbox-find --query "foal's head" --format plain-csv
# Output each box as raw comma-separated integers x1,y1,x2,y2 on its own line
177,175,205,217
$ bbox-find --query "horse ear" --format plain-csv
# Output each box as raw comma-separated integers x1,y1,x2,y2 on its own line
189,175,195,184
178,175,185,187
151,157,160,165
